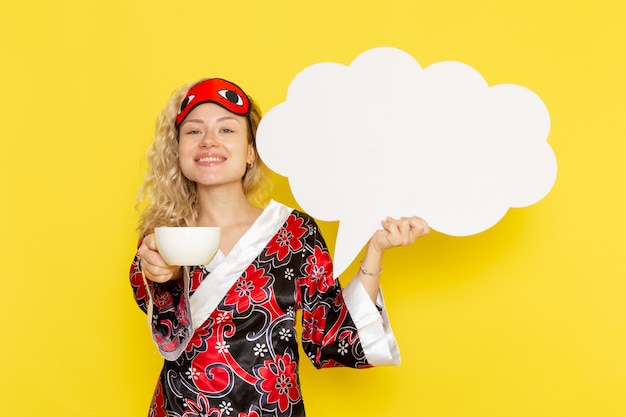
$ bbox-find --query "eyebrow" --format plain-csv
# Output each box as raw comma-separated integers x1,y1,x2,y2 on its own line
181,116,242,127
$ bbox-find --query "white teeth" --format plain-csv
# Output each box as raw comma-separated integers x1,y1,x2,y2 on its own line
197,157,222,163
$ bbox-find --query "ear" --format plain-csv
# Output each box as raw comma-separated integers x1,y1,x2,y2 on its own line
246,144,256,165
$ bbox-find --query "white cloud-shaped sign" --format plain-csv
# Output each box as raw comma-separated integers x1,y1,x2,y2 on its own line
256,47,557,277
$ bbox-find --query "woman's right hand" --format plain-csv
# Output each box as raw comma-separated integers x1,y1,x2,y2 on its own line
137,233,182,283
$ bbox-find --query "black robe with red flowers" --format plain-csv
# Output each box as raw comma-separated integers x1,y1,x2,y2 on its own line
130,201,399,417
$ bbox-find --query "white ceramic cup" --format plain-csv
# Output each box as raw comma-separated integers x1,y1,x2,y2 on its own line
154,227,221,266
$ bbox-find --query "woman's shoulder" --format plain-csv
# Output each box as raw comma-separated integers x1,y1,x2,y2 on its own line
266,200,316,225
290,207,318,227
263,200,325,240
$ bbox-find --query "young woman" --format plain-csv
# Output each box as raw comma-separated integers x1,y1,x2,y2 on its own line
130,78,430,417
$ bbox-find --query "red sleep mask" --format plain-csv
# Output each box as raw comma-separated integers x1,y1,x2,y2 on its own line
175,78,251,127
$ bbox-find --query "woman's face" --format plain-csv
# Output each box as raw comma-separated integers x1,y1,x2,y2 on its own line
177,103,254,189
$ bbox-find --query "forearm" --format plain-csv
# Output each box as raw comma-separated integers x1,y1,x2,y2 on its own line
357,243,384,303
355,215,430,303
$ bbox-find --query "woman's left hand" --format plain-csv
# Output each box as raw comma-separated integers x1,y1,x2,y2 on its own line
370,216,430,255
358,216,430,302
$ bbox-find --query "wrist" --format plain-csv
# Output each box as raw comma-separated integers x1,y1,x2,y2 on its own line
359,261,383,276
366,238,385,257
171,266,183,281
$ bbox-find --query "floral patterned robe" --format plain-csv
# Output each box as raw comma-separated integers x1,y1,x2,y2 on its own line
130,201,399,417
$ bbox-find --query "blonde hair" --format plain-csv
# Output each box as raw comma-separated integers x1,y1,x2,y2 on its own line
136,79,270,237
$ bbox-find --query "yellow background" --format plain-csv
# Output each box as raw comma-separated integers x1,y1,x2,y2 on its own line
1,1,624,416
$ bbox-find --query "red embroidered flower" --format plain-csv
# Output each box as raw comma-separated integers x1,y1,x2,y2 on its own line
302,305,327,345
256,354,301,413
130,260,148,305
237,409,260,417
266,215,307,261
154,292,173,308
182,392,221,417
304,246,334,297
185,324,213,354
224,265,271,313
148,381,167,417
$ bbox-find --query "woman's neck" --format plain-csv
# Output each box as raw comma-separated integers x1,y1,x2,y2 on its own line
195,185,263,255
195,184,261,228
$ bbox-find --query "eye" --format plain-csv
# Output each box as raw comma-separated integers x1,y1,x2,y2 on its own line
178,94,196,115
183,128,202,135
218,89,244,106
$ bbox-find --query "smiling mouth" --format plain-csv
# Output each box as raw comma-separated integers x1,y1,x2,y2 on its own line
197,156,224,163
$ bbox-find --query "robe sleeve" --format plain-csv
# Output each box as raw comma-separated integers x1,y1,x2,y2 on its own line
342,278,400,366
129,253,193,361
296,214,400,369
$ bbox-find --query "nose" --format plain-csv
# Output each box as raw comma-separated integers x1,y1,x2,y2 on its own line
199,131,218,148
